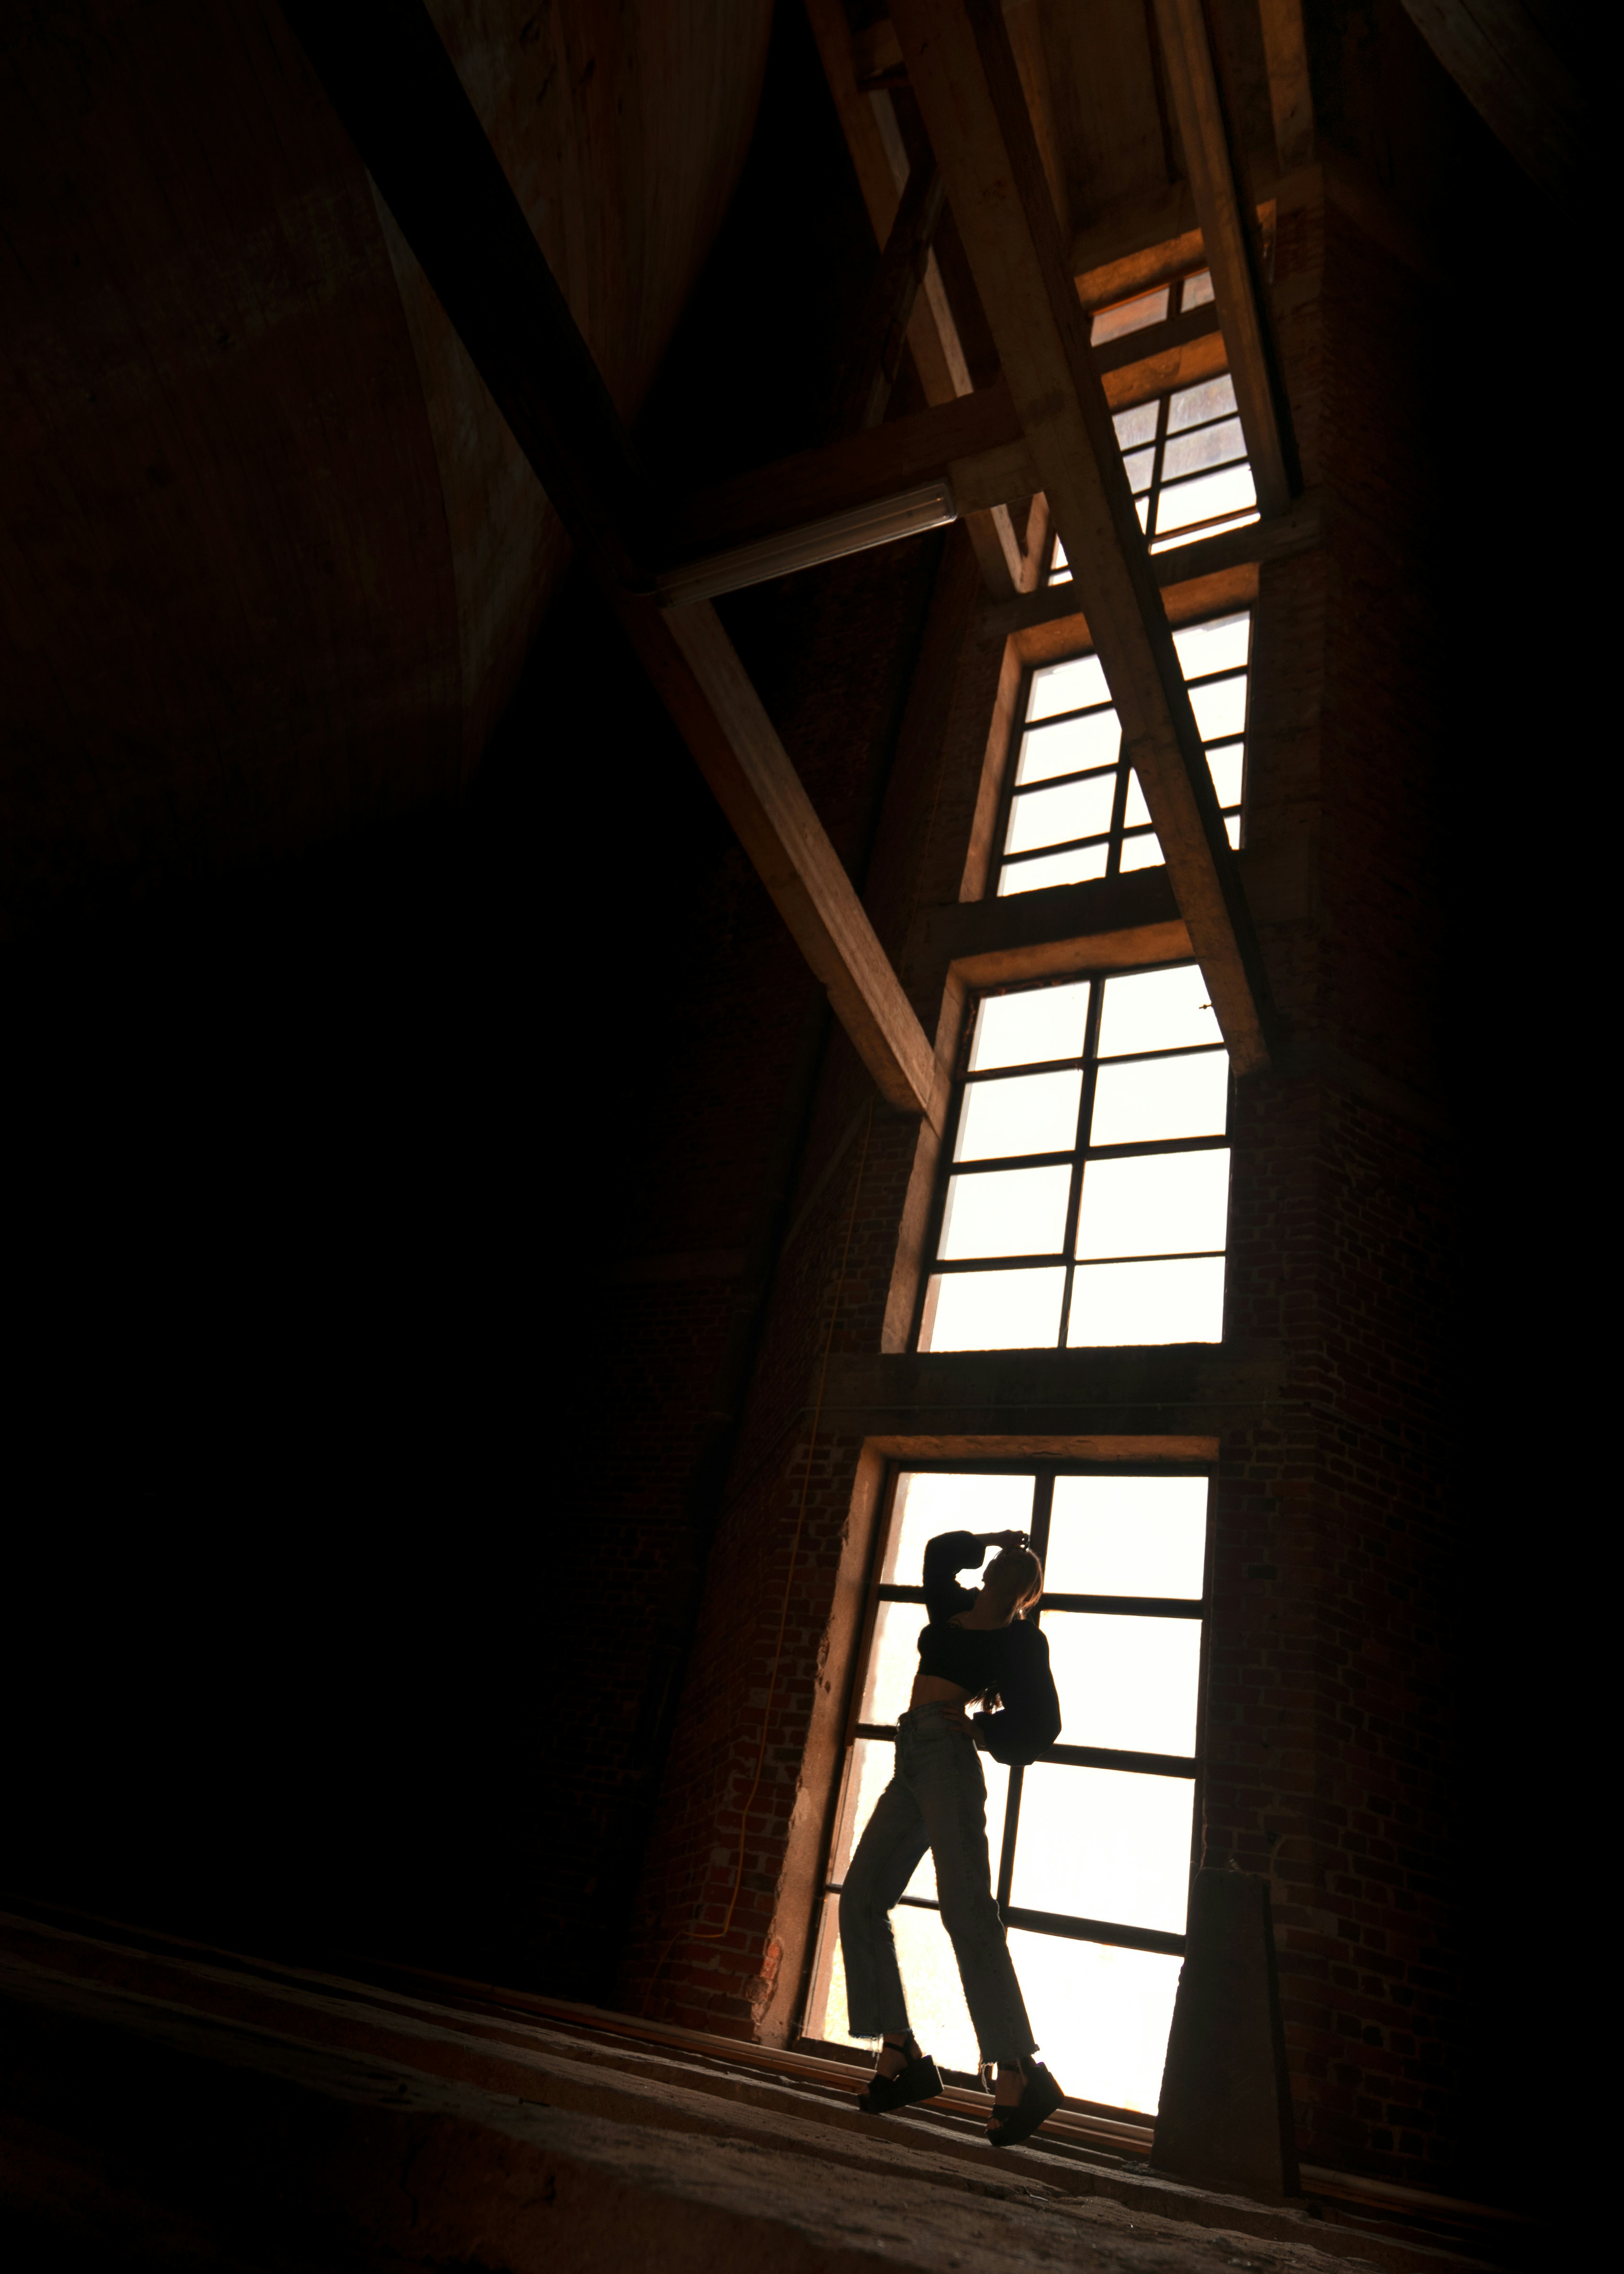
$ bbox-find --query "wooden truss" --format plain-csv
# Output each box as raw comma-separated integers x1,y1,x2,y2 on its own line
282,0,1302,1108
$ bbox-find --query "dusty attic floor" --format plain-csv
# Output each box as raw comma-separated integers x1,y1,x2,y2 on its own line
0,1907,1528,2274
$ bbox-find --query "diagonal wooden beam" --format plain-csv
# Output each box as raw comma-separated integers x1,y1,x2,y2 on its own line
279,0,941,1121
1149,0,1296,519
886,0,1277,1074
1255,0,1317,174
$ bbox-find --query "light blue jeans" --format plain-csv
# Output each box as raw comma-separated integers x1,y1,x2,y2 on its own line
839,1702,1037,2064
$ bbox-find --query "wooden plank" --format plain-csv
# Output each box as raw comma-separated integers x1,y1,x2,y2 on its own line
1255,0,1316,173
283,0,941,1121
1148,0,1295,519
887,0,1276,1074
626,599,941,1118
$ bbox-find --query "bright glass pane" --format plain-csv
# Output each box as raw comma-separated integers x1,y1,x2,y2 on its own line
1097,966,1222,1058
1046,1473,1208,1599
1162,418,1245,481
921,1266,1066,1351
969,982,1091,1073
999,844,1110,894
1028,654,1109,720
1206,743,1244,805
884,1472,1037,1585
1091,286,1169,343
1122,446,1154,494
1224,814,1241,848
1179,268,1214,311
1074,1148,1230,1259
1005,774,1116,855
1156,464,1257,534
1189,676,1247,741
1168,373,1237,433
1067,1255,1226,1345
1091,1051,1228,1142
1173,614,1249,678
1008,1931,1180,2113
940,1164,1071,1260
858,1606,925,1728
1011,1763,1193,1932
1015,708,1120,785
956,1068,1083,1159
1112,403,1158,450
1049,538,1070,584
1123,773,1151,827
1043,1611,1202,1755
1118,833,1163,871
1135,496,1150,532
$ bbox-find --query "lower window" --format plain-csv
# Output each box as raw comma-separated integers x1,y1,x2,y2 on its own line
801,1463,1211,2114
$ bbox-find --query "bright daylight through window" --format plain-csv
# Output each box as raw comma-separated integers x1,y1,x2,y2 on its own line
804,1467,1210,2112
994,613,1250,896
917,965,1230,1353
1053,267,1259,565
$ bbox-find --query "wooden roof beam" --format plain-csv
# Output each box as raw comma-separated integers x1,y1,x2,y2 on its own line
1149,0,1297,519
281,0,941,1123
887,0,1277,1075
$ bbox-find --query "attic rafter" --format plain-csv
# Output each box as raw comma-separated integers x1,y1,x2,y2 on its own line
1148,0,1297,519
279,0,941,1124
886,0,1277,1076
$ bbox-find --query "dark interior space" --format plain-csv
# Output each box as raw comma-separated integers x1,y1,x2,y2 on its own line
0,1,1592,2265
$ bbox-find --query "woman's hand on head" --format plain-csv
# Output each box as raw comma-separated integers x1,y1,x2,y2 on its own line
982,1530,1029,1552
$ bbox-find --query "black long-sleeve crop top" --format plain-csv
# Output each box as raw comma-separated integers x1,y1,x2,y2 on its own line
916,1531,1062,1767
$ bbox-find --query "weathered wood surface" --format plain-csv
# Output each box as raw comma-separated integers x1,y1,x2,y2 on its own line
1149,0,1295,518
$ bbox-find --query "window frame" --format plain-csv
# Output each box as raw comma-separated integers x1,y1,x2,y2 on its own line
909,960,1233,1356
801,1453,1215,2059
990,606,1252,901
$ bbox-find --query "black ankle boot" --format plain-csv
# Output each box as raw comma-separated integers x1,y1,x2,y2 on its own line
857,2035,942,2114
986,2057,1064,2147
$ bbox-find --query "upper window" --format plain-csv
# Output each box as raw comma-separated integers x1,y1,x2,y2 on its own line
994,612,1250,898
917,965,1230,1354
1051,266,1258,570
1086,266,1215,346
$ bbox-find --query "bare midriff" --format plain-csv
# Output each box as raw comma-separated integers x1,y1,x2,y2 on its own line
910,1673,976,1716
